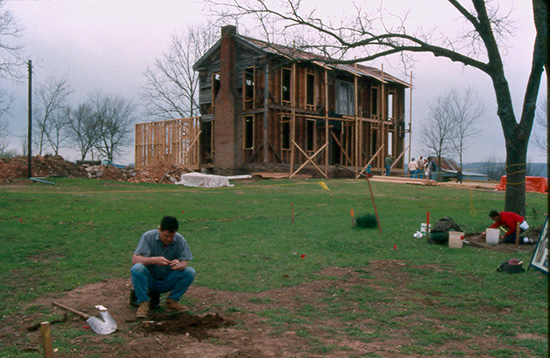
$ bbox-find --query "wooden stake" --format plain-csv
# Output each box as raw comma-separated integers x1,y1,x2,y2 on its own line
41,322,53,358
426,212,430,236
515,222,520,246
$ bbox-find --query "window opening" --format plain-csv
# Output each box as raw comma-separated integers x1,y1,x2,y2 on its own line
243,115,254,150
281,68,292,104
212,73,221,106
387,92,394,120
335,80,354,116
305,119,315,151
371,86,379,117
243,67,254,103
280,116,291,150
306,72,315,108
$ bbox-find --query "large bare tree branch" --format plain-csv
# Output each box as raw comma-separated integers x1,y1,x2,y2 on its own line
205,0,548,215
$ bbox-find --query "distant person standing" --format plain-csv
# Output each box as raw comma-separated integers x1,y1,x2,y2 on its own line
408,158,418,178
416,156,425,178
428,157,437,180
384,156,392,176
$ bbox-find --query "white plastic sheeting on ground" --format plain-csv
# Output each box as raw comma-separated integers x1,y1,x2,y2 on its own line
175,172,234,188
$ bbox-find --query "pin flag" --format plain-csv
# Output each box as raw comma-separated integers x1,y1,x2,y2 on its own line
182,210,185,213
300,254,306,259
19,218,23,223
393,244,397,250
318,182,330,191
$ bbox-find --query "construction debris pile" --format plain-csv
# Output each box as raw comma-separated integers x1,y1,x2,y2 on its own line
127,163,191,184
0,155,191,184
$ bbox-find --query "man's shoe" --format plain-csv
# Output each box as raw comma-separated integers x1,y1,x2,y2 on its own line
136,302,149,318
166,298,185,312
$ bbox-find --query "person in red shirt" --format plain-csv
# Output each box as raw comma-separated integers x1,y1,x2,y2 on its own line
483,210,532,244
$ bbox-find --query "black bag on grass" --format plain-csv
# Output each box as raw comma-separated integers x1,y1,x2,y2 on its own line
497,259,525,274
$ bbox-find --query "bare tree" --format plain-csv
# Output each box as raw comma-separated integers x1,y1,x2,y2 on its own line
66,103,100,161
33,76,73,155
447,87,485,170
0,0,22,154
0,0,23,80
141,23,218,120
0,91,13,155
44,105,70,155
422,92,456,181
89,93,135,162
206,0,549,215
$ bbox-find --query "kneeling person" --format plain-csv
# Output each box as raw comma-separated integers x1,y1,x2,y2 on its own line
485,210,531,244
131,216,196,318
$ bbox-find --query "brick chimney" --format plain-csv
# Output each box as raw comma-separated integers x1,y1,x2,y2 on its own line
214,25,242,171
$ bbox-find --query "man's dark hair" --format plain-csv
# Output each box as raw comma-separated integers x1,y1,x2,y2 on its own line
489,210,500,219
160,216,179,232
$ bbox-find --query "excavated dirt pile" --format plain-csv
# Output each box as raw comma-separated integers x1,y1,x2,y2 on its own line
0,155,87,182
0,155,191,184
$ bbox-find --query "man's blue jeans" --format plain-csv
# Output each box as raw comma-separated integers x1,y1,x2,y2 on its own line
131,263,195,303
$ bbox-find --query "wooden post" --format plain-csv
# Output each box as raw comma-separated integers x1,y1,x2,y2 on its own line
515,222,520,246
290,64,296,175
408,71,413,164
324,67,329,175
41,322,54,358
263,63,269,163
354,62,359,173
427,211,430,237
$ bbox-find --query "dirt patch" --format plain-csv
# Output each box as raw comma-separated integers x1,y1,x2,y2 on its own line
2,261,545,357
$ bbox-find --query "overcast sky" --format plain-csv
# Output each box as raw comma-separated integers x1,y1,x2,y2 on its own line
2,0,547,165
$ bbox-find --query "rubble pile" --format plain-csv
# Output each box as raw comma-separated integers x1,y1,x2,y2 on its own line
0,155,87,183
127,163,190,184
83,165,137,181
0,156,191,184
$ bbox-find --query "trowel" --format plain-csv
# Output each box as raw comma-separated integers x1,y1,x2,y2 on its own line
52,300,117,335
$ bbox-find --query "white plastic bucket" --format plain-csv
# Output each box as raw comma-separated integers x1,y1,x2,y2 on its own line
486,228,500,245
448,231,464,248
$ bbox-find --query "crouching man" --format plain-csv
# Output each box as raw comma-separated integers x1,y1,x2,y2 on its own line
482,210,532,244
131,216,196,318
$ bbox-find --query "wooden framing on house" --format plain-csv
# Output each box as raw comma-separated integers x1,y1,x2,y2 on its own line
135,25,411,177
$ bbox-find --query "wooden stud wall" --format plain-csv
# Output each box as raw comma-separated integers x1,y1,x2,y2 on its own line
135,117,201,170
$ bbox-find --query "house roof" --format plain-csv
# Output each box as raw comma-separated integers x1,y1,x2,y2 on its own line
432,157,461,171
193,29,411,88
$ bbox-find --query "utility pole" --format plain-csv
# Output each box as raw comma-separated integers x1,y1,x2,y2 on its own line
27,60,32,178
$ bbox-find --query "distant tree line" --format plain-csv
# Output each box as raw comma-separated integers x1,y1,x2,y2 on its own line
30,76,135,162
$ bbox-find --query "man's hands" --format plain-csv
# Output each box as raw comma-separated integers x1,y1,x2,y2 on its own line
169,260,187,271
133,255,187,271
152,257,187,270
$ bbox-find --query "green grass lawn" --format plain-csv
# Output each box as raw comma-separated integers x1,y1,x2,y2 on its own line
0,177,547,356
